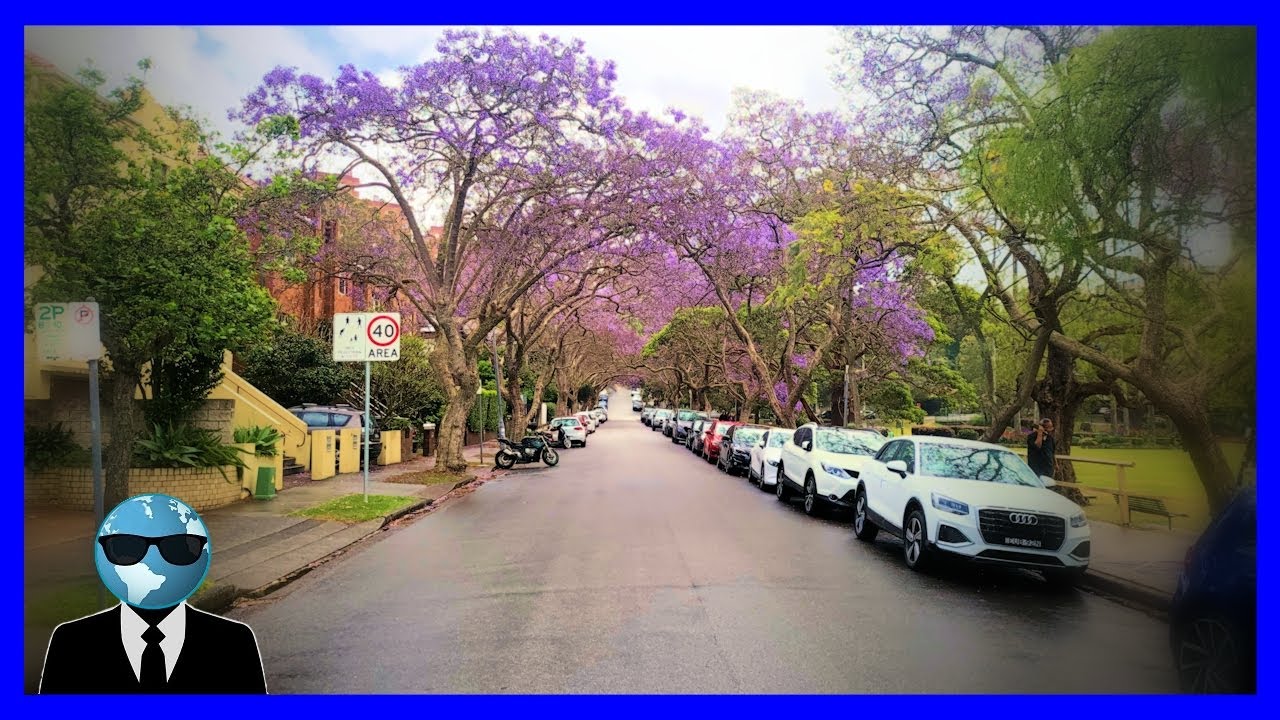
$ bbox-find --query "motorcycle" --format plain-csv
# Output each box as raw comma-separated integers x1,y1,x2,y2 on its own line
494,431,560,469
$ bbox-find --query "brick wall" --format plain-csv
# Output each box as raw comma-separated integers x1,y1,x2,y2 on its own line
25,376,236,446
26,467,246,512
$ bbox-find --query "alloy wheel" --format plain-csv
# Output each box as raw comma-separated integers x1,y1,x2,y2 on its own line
1178,617,1242,693
854,495,867,534
905,515,924,567
804,477,816,515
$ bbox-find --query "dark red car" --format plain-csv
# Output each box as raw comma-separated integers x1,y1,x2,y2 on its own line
701,419,742,464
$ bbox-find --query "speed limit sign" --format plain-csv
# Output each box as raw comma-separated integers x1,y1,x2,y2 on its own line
333,312,401,361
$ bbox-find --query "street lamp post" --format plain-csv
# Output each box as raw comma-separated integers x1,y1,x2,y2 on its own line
477,386,485,465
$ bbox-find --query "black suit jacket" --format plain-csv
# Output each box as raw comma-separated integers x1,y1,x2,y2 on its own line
39,605,268,694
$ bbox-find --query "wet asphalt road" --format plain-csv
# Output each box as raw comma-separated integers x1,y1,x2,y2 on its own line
230,404,1179,693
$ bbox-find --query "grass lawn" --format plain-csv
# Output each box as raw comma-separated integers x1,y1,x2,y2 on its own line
292,494,419,523
385,470,467,486
1052,443,1244,531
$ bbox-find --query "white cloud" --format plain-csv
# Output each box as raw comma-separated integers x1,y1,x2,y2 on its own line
26,25,849,140
25,26,333,142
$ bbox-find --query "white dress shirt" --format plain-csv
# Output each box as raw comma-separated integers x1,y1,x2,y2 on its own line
119,602,187,682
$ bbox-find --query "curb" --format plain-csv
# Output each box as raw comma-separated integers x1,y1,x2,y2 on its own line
380,499,431,528
1079,569,1172,619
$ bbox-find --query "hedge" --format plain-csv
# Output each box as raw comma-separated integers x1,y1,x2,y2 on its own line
467,390,501,432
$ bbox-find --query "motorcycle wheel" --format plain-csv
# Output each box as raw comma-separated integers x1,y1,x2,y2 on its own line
495,451,516,470
542,448,560,466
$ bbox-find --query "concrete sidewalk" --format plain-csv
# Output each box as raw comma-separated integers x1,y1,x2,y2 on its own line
1078,520,1196,615
24,444,504,693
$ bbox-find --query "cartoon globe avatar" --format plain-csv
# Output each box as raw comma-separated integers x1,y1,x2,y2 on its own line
95,494,211,610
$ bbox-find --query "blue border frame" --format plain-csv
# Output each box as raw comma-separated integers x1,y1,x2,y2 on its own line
14,9,1272,711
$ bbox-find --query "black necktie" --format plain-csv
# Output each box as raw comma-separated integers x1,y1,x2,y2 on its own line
139,624,167,690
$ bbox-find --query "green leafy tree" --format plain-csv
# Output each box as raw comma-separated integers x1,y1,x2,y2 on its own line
25,61,276,508
369,335,446,426
239,327,358,409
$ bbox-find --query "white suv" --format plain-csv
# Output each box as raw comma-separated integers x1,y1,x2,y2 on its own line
776,424,887,517
853,435,1091,587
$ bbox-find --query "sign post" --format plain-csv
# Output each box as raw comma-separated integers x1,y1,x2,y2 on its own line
36,301,103,607
333,312,401,502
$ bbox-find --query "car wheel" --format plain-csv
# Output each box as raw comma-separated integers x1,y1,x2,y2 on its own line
854,489,878,542
748,466,758,485
803,474,819,517
903,507,930,571
1173,615,1250,694
775,465,790,502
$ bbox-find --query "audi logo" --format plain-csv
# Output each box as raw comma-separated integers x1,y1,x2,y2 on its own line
1008,513,1039,526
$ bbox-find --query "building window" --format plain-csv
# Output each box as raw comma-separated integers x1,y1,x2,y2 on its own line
323,219,337,244
338,277,348,295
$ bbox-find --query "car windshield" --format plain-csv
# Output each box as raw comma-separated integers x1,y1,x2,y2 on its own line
816,429,885,455
734,428,763,446
678,410,697,421
919,444,1044,487
714,424,732,436
767,431,794,448
552,418,579,427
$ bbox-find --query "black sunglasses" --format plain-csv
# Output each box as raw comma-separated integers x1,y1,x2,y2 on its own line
98,534,208,566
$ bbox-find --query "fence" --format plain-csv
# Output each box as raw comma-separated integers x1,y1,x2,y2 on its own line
1012,450,1183,527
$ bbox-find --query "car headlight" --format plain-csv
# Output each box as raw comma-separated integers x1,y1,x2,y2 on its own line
931,492,970,516
1070,512,1088,528
821,463,854,480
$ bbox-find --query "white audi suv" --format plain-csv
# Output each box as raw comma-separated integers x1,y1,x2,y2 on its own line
853,435,1091,587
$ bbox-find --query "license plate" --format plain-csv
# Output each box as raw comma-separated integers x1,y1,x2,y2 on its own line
1004,537,1043,548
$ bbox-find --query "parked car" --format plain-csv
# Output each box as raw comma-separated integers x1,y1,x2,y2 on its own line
701,419,742,464
717,424,768,476
632,397,644,411
289,403,365,429
548,416,588,448
671,409,704,444
777,425,887,517
686,417,708,451
748,427,795,489
576,412,597,434
689,418,711,453
1169,484,1255,693
641,407,655,425
590,407,608,424
650,409,673,432
852,435,1091,587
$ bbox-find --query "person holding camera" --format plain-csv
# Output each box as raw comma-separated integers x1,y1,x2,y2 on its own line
1027,418,1057,479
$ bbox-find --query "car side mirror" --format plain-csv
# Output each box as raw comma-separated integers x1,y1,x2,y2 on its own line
886,460,908,477
800,440,811,451
1040,475,1057,488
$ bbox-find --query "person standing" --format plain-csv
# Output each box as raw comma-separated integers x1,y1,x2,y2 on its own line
1027,418,1057,479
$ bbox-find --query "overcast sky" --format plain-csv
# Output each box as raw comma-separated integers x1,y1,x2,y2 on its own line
25,26,850,140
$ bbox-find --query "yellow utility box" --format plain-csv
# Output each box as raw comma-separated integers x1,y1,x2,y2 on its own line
378,430,402,465
310,430,336,480
338,428,362,474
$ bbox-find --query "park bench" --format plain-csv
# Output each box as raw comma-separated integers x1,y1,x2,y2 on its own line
1126,495,1189,530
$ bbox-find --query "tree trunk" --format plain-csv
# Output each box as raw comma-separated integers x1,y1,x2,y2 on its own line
828,379,845,427
104,361,141,511
1158,386,1238,513
983,326,1051,443
431,332,479,473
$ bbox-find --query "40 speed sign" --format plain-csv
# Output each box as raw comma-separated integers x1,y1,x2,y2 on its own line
332,312,401,362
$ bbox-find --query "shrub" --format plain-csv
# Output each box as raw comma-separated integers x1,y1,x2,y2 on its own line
25,423,91,472
911,426,955,438
232,425,281,457
468,391,501,432
955,428,980,440
1080,423,1093,433
134,424,248,481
